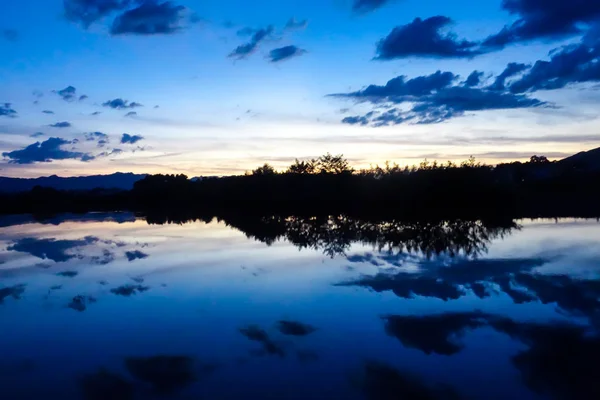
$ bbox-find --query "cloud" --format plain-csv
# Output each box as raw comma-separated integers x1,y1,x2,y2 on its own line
121,133,144,144
488,62,530,91
332,70,457,99
54,86,82,102
2,137,94,164
49,121,72,128
464,70,484,87
79,95,88,101
125,111,138,117
331,70,545,125
229,25,274,59
102,98,143,109
236,27,255,36
268,45,307,62
64,0,135,27
42,110,55,114
84,131,109,147
509,37,600,93
0,103,17,118
352,0,397,14
111,1,188,35
382,312,488,355
284,18,308,31
6,236,100,262
30,132,44,138
91,111,102,116
2,29,18,42
96,148,124,158
483,0,600,48
375,16,480,60
342,115,370,126
125,250,148,261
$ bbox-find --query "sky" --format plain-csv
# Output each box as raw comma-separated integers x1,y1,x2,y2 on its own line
1,0,600,178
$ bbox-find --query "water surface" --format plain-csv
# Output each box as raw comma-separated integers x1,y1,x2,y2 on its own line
1,214,599,399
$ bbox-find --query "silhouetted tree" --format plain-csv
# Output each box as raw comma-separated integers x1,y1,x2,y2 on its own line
316,153,353,174
252,163,276,176
530,155,550,164
287,159,316,174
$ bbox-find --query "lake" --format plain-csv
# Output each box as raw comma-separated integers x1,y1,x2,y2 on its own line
1,214,599,399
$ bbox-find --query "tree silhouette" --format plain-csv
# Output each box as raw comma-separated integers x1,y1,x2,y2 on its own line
252,163,276,176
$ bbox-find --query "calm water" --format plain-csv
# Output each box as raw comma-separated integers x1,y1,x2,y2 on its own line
1,214,599,400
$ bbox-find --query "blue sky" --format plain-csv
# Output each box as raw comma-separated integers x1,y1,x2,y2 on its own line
1,0,600,177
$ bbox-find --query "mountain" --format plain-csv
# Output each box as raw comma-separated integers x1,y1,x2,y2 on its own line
558,147,600,171
0,172,147,193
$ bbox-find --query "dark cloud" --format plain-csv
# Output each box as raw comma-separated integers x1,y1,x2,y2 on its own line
268,45,307,62
125,111,137,117
0,284,26,304
382,312,489,355
331,70,545,125
57,271,79,278
489,62,530,91
91,111,102,116
54,86,83,102
125,250,148,261
284,18,308,31
342,111,379,126
121,133,144,144
236,27,255,37
125,355,204,395
84,131,109,147
68,295,97,312
488,318,600,399
335,254,600,319
359,361,462,400
79,95,89,101
30,132,44,138
276,320,316,336
0,103,17,118
2,137,93,164
49,121,72,128
464,70,484,87
42,110,55,114
102,98,143,109
2,29,18,42
229,25,274,59
111,1,188,35
335,70,457,99
509,37,600,93
239,325,285,357
342,115,370,126
85,131,109,141
484,0,600,48
352,0,397,14
110,284,150,296
96,148,124,158
376,16,480,60
80,369,134,399
7,236,99,262
64,0,135,28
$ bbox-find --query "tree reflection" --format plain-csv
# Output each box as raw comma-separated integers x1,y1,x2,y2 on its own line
214,214,519,259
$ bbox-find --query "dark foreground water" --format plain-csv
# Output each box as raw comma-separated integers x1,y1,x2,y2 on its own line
1,214,599,400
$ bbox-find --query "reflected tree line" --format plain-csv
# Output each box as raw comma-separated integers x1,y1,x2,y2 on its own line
144,213,519,258
2,153,600,218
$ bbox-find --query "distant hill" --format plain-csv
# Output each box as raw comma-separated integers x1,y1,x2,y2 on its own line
558,147,600,171
0,172,147,193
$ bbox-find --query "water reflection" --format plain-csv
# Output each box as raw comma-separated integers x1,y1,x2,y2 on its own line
382,312,489,356
0,214,599,399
